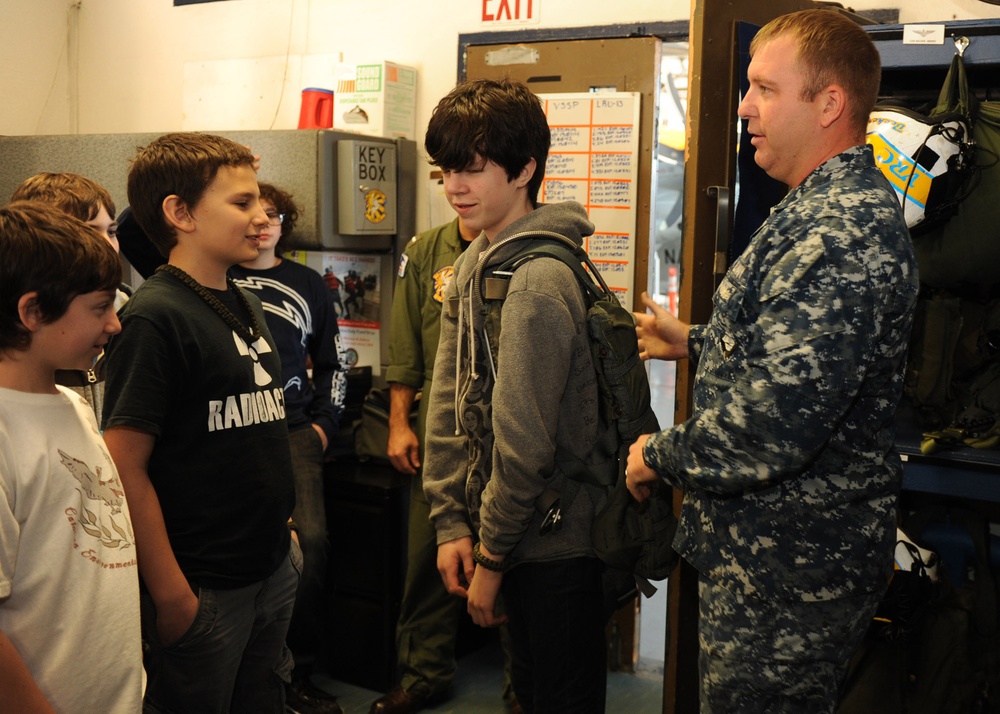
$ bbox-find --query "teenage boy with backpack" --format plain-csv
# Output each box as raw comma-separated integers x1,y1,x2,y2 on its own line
422,78,608,714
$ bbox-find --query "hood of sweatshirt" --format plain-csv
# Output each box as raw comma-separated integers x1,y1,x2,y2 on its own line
480,201,595,265
448,201,594,381
460,201,595,319
441,200,592,422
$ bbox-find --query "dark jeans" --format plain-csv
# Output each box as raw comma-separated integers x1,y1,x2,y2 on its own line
286,425,330,661
501,557,607,714
142,541,302,714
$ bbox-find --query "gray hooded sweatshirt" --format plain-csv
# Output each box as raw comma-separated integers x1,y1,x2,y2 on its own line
422,201,603,568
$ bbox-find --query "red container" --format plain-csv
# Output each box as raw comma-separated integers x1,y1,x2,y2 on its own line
298,87,334,129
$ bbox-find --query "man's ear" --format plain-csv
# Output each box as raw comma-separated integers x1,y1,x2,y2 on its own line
819,84,847,129
516,157,537,189
17,292,44,332
162,195,196,234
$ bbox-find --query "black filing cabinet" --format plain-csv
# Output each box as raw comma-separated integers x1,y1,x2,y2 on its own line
324,459,409,692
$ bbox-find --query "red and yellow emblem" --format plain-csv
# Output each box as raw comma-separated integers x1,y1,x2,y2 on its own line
432,266,455,304
364,189,387,224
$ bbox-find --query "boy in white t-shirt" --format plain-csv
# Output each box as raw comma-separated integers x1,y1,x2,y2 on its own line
0,201,144,713
10,172,133,428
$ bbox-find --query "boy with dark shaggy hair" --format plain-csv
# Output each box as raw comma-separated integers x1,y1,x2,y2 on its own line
102,132,300,713
422,78,609,713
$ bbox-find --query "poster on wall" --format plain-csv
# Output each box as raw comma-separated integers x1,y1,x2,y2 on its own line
284,250,384,375
538,92,641,307
322,252,383,375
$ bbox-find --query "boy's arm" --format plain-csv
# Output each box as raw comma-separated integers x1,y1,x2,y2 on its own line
306,277,344,447
0,630,56,713
103,426,198,646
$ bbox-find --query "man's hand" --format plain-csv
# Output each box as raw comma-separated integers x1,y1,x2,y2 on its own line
388,423,420,476
245,146,262,172
626,433,659,502
437,536,475,598
388,383,421,475
634,291,691,362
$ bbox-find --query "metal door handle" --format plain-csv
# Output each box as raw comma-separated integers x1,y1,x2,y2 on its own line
707,185,730,277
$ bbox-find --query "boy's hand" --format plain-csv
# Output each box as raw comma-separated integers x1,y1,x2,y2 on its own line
244,146,262,172
156,589,200,647
311,423,328,452
466,544,507,628
437,537,474,598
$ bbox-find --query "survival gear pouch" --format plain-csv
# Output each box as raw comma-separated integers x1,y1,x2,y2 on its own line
478,233,679,599
355,386,419,464
908,291,1000,454
876,41,1000,291
913,47,1000,291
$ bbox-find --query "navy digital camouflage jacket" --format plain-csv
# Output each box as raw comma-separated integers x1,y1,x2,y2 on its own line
643,144,919,601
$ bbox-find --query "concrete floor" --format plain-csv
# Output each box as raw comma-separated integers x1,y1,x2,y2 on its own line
309,634,665,713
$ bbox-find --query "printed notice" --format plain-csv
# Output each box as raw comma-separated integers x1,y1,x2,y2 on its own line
539,92,640,304
281,249,383,374
321,252,383,374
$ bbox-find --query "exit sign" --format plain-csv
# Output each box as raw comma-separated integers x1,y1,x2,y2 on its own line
481,0,540,25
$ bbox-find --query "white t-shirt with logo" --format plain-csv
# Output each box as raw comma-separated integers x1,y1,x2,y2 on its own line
0,386,143,712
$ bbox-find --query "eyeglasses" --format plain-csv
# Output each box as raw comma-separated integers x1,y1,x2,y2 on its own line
266,212,284,225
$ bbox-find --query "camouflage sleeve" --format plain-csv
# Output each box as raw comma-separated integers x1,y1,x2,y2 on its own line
643,228,878,495
688,324,707,363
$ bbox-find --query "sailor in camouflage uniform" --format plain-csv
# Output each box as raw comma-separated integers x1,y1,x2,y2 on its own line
625,10,919,713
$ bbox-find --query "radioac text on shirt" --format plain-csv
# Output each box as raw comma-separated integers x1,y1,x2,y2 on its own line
207,387,286,431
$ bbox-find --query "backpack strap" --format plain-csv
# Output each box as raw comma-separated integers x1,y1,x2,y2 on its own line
480,240,616,514
485,242,608,303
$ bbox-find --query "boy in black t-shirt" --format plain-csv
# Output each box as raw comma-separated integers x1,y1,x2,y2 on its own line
102,133,300,713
